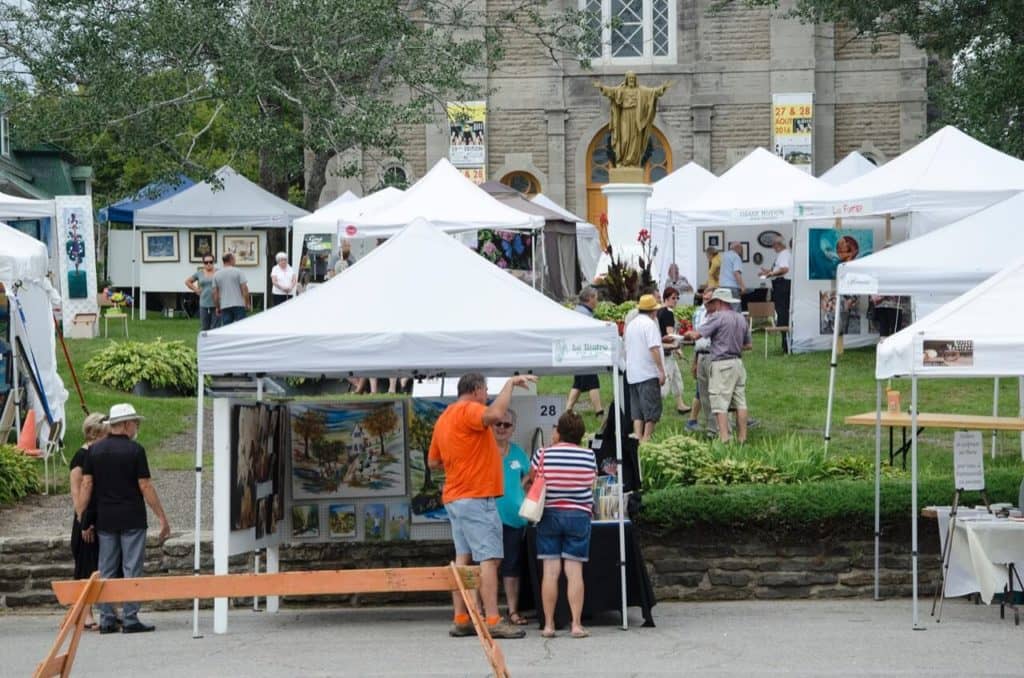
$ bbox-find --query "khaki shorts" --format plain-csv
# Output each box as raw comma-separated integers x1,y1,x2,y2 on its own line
709,358,747,414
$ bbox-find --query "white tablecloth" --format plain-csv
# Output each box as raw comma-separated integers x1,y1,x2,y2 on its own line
943,514,1024,603
928,506,992,598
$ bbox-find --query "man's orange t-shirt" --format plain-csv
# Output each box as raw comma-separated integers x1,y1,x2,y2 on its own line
428,400,503,504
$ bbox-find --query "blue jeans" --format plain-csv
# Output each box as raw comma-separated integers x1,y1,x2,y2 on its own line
98,528,147,624
536,509,592,562
219,306,247,326
199,306,219,331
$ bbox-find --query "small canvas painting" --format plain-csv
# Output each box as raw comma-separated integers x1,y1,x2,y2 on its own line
291,504,320,538
328,504,357,539
255,497,268,539
189,231,215,262
819,292,861,335
388,502,411,541
222,234,260,266
290,402,407,500
364,504,386,541
807,229,874,280
142,232,179,263
230,405,259,531
407,398,451,523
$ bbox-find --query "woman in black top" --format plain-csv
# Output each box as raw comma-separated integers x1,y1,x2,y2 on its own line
69,413,109,629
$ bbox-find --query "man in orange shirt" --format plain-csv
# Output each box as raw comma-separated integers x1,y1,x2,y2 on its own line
429,372,536,639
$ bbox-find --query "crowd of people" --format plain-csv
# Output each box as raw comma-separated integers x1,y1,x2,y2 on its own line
69,403,171,633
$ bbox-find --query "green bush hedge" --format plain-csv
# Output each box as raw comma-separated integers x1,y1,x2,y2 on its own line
641,469,1023,534
0,444,40,504
83,339,198,394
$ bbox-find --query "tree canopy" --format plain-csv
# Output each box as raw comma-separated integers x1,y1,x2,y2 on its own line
0,0,593,207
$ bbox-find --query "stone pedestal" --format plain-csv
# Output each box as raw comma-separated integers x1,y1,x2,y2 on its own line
600,182,653,257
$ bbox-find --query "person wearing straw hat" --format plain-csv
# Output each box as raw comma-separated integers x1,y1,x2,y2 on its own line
623,293,667,442
77,403,171,634
684,288,752,443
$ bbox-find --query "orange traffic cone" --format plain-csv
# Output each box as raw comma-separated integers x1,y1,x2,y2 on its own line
17,410,41,457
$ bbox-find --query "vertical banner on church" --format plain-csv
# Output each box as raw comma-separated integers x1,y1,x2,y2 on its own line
55,195,99,335
772,93,813,174
447,101,487,183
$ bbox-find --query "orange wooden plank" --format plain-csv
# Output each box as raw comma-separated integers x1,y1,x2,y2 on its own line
33,654,67,678
52,567,480,605
844,411,1024,432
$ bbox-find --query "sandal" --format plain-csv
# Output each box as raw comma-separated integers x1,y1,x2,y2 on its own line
508,613,529,626
83,622,98,630
540,629,557,638
571,628,590,639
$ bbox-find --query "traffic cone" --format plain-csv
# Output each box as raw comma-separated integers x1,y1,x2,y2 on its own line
16,410,41,456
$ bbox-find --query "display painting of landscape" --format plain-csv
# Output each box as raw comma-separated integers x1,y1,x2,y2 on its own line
407,398,451,523
388,502,411,541
290,402,407,500
364,503,386,541
291,504,320,538
328,504,357,539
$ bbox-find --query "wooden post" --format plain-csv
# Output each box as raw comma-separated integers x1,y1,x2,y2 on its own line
35,572,101,678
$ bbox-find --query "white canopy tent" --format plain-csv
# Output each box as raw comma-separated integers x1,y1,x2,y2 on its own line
0,192,55,219
345,159,543,237
290,187,403,272
0,222,67,457
194,218,625,634
819,152,877,186
797,126,1024,237
868,256,1024,628
531,193,601,286
645,162,718,289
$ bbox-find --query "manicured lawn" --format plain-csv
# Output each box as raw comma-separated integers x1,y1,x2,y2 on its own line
49,316,1024,482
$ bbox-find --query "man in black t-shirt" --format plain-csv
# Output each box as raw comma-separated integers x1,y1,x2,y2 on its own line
657,287,689,414
78,403,170,634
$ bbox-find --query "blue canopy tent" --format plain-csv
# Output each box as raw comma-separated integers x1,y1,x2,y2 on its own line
99,176,196,318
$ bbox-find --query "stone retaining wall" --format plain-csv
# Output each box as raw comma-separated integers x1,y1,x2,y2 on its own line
0,523,942,610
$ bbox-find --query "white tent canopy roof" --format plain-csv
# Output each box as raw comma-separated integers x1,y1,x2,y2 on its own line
293,186,403,233
646,161,717,211
344,159,543,237
198,218,618,376
532,193,584,224
134,166,309,228
876,256,1024,379
819,152,877,186
674,148,836,225
0,192,54,219
837,192,1024,297
0,221,48,282
798,126,1024,218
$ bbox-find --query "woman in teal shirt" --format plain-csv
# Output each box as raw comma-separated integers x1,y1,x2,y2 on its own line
494,409,530,625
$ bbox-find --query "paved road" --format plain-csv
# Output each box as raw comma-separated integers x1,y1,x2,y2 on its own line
2,599,1021,677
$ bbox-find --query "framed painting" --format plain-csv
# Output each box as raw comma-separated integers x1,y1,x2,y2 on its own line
189,231,216,262
701,230,724,252
141,232,179,263
222,234,260,267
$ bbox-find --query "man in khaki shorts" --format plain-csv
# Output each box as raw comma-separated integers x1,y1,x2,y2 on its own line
684,288,752,443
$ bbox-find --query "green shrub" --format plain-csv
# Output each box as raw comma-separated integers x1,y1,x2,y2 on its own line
593,300,637,322
83,338,198,394
639,434,713,489
695,458,782,485
0,444,40,504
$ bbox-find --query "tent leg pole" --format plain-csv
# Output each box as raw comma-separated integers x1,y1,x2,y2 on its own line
911,375,922,630
1018,377,1023,460
192,373,205,639
991,378,999,459
823,302,842,455
531,233,537,290
612,364,628,631
11,318,20,433
874,379,882,601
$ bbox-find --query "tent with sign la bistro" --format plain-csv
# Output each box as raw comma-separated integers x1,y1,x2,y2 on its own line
192,218,629,635
866,255,1024,629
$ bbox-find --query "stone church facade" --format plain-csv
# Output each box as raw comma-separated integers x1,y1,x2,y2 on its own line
317,0,927,226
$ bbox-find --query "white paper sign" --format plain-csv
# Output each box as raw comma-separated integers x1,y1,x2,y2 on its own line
838,272,879,295
953,431,985,491
552,338,613,366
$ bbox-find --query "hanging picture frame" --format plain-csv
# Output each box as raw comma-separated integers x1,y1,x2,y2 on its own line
189,231,216,262
757,230,783,248
752,252,764,266
702,230,724,251
222,233,260,267
141,232,180,263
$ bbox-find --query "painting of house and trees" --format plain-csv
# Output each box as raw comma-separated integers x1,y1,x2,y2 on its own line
290,402,407,500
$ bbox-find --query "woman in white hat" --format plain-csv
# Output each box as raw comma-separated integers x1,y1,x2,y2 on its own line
270,252,297,307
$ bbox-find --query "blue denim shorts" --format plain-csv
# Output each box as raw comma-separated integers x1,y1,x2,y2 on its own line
446,497,503,562
536,509,592,562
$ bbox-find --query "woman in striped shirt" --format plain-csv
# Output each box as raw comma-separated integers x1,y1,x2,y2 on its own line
531,410,598,638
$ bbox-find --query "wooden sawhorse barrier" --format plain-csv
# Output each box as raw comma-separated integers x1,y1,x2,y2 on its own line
38,563,509,678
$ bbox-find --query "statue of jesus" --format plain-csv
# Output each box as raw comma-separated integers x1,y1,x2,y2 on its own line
594,72,671,168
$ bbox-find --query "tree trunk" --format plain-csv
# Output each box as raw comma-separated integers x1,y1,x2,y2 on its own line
304,150,334,211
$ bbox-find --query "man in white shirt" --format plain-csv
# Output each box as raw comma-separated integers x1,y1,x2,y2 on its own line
623,294,666,442
760,237,792,353
718,242,745,311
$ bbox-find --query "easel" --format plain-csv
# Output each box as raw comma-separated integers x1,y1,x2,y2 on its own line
931,485,991,622
38,564,510,678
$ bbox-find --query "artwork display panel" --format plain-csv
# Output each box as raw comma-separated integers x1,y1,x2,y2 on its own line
290,401,407,500
407,398,451,524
